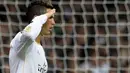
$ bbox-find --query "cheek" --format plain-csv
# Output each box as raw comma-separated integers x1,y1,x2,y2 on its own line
46,20,51,28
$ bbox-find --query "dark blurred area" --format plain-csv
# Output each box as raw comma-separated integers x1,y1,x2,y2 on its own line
0,0,130,73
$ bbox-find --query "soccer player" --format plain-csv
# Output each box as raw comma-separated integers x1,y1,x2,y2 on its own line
9,0,55,73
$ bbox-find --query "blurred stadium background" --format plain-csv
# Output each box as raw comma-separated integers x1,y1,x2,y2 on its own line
0,0,130,73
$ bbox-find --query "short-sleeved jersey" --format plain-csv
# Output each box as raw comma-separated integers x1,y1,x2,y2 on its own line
9,15,48,73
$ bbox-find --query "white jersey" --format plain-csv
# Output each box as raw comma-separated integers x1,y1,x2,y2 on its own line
9,15,48,73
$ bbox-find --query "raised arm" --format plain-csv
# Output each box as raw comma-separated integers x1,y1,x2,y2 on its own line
22,9,56,40
10,9,55,59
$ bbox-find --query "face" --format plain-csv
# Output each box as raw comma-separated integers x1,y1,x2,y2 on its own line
40,8,55,35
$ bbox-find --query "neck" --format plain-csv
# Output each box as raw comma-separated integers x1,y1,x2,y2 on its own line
36,35,41,44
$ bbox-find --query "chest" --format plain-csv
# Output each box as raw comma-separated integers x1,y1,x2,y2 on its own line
26,43,48,73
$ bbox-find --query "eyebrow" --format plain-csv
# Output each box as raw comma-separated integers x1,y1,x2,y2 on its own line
49,15,54,19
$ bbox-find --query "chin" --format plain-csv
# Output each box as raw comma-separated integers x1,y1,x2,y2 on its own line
42,32,52,36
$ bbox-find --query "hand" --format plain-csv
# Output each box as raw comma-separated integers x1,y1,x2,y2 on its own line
45,9,56,18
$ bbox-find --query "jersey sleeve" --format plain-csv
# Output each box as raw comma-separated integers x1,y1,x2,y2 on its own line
22,14,47,40
10,14,47,59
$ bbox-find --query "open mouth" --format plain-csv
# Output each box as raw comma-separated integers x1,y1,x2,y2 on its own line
49,27,53,31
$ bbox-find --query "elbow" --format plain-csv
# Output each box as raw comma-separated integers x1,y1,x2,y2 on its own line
21,31,35,41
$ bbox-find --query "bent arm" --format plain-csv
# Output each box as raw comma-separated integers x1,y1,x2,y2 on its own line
22,8,56,40
22,14,47,40
10,9,56,59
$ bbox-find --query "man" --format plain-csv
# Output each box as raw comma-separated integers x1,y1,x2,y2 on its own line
9,0,56,73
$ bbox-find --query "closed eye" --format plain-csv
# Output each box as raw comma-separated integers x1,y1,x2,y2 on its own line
49,15,54,19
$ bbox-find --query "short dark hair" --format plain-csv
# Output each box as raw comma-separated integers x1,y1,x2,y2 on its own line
26,0,54,23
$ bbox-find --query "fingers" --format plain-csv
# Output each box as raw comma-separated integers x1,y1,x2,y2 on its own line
45,9,56,18
50,9,56,14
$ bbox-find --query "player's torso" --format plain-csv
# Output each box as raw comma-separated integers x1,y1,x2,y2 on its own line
9,41,48,73
24,42,48,73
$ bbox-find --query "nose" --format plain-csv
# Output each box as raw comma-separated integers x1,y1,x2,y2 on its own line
52,19,55,25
